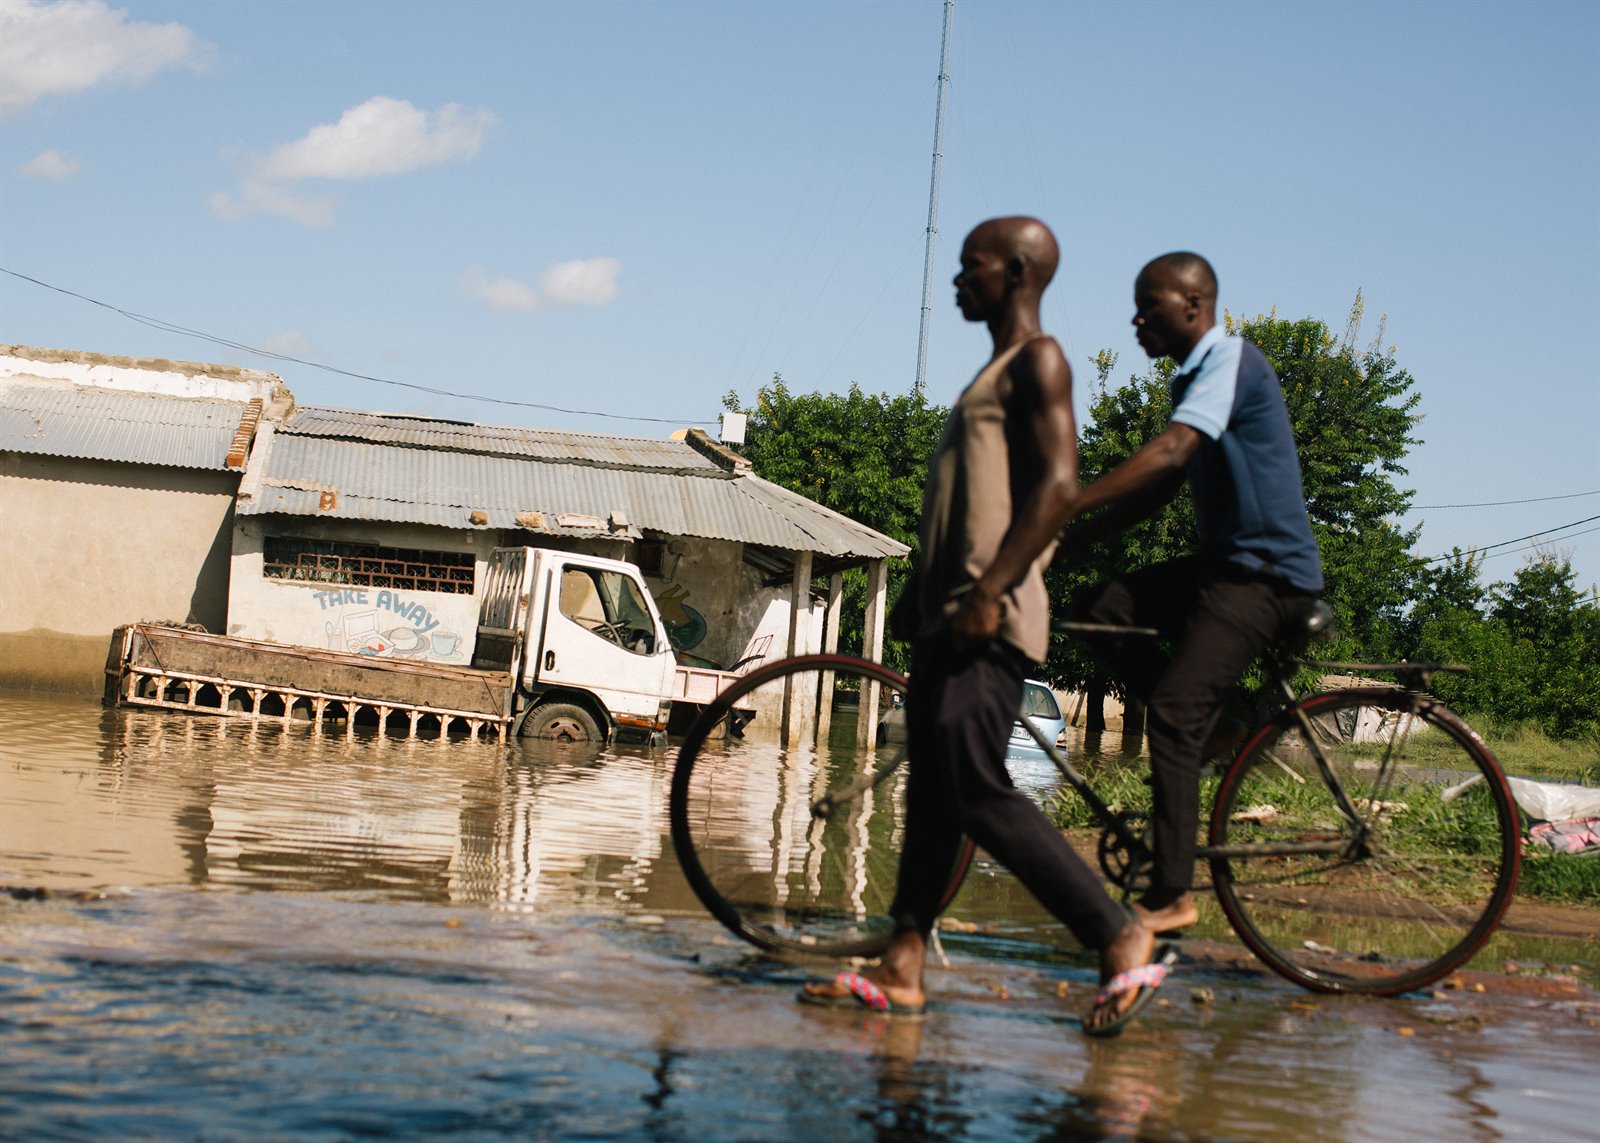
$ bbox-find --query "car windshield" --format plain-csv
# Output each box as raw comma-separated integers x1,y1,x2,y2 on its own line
1020,682,1061,720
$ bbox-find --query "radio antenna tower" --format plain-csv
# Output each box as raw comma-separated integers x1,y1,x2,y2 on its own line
913,0,954,397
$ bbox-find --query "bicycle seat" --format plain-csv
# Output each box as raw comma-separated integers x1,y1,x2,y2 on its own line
1306,600,1335,639
1276,600,1335,659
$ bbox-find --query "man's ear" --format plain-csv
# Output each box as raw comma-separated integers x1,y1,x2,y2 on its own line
1007,254,1027,284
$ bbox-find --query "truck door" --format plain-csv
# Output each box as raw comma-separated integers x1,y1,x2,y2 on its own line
472,548,537,693
533,556,676,730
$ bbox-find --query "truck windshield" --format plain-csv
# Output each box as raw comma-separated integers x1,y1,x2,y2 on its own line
558,567,658,656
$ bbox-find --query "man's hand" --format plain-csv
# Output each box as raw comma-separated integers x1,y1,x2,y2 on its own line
951,583,1003,649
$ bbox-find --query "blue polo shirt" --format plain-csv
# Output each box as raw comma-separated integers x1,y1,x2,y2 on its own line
1169,327,1324,592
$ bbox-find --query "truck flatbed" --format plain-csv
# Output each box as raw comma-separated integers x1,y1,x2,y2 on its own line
109,623,515,738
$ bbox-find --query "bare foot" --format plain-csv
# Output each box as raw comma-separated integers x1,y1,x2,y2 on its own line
801,931,927,1010
1084,918,1156,1034
1132,892,1199,935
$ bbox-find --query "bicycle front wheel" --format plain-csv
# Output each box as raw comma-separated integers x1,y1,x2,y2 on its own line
1209,688,1520,995
669,654,972,958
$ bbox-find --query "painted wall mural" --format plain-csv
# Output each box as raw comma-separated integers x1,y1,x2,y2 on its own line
654,582,706,652
311,589,465,661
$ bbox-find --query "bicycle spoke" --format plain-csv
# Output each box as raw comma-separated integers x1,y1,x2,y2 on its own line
669,654,970,957
1209,689,1519,994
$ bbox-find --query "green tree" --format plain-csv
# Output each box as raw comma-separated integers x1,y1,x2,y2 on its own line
1417,552,1600,738
722,376,947,669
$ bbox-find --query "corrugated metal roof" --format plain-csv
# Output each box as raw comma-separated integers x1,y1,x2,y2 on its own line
0,382,252,471
285,406,723,472
240,432,908,560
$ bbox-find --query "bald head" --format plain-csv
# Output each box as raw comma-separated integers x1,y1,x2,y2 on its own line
1131,251,1218,362
966,216,1060,290
1138,252,1217,310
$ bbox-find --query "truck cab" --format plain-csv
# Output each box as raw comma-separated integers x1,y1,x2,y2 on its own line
473,547,675,744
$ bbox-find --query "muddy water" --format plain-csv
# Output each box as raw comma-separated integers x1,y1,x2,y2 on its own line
2,692,1596,1141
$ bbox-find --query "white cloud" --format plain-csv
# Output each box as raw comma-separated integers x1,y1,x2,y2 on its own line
212,96,494,226
461,259,623,314
260,96,494,181
209,181,335,229
540,258,623,307
461,268,542,313
21,148,82,180
0,0,209,118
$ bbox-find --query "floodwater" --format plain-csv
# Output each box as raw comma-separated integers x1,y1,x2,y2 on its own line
2,693,1596,1142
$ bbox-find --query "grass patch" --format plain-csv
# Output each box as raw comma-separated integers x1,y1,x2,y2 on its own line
1473,721,1600,782
1517,850,1600,907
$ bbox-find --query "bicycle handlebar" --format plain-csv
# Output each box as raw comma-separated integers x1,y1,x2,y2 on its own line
1050,620,1161,638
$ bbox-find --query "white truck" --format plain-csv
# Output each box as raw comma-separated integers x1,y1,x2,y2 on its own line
110,546,734,745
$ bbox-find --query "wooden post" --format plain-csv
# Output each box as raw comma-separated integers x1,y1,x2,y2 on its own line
816,572,843,747
858,558,889,747
782,550,815,749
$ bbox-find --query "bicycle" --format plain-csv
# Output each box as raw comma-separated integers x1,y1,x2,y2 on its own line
668,603,1522,996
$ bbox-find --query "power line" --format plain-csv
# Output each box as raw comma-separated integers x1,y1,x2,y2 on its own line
1473,525,1600,564
1410,489,1599,510
1421,513,1600,564
0,266,717,427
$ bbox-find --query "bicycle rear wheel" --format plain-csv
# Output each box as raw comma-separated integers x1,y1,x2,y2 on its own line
1209,688,1520,995
669,654,973,957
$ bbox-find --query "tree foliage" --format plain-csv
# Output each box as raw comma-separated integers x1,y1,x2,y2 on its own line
720,319,1598,741
1413,551,1600,738
722,376,947,669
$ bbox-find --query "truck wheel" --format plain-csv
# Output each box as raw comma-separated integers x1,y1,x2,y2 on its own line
521,702,602,743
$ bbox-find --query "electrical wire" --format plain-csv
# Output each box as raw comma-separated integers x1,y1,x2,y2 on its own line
1410,489,1599,510
1420,513,1600,564
1469,524,1600,564
0,266,718,427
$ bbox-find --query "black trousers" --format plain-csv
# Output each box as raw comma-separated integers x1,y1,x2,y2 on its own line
1076,557,1320,900
890,636,1127,951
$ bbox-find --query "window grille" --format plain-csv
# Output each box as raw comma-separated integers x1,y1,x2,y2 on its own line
263,537,476,594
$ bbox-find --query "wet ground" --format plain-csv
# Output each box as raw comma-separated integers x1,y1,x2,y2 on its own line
2,692,1596,1141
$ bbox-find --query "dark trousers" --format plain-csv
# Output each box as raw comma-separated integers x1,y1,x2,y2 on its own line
890,637,1128,951
1076,557,1319,901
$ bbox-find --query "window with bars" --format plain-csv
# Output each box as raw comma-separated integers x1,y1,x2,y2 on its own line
262,537,476,594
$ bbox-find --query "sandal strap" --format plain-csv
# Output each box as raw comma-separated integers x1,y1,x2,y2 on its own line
837,971,889,1011
1093,961,1170,1007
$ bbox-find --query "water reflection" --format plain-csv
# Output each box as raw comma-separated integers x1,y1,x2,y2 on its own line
2,692,1598,1141
0,694,703,918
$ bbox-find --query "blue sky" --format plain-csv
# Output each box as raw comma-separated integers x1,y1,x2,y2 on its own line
2,0,1597,594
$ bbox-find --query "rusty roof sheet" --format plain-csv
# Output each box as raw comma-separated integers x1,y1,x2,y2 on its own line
285,406,723,471
240,430,907,560
0,381,254,471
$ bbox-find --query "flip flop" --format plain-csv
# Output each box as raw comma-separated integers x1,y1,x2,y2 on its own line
1083,944,1179,1038
798,971,927,1016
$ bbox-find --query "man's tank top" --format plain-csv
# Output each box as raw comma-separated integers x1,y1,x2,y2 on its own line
915,334,1055,663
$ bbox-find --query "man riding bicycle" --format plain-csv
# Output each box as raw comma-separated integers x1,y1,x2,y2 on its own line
1060,252,1324,935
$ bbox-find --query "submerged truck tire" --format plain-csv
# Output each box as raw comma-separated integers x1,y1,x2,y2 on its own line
521,702,602,743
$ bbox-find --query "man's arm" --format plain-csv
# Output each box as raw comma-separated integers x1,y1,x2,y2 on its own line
1058,422,1203,555
952,336,1078,646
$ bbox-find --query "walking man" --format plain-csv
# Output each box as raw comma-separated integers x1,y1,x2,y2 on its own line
802,217,1174,1036
1063,252,1324,934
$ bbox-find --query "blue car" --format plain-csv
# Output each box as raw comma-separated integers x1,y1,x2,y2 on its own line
876,678,1067,769
1007,679,1066,762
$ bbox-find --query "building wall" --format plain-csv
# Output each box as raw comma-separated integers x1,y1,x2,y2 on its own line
228,517,495,664
227,517,637,664
641,537,794,673
0,453,237,692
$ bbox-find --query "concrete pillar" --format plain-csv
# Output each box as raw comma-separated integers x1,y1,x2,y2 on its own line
858,558,889,747
816,571,843,746
782,549,815,750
